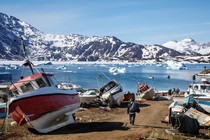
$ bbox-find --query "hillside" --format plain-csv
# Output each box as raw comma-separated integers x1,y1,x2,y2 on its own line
0,12,209,62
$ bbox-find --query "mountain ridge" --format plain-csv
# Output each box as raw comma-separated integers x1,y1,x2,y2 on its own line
0,12,209,62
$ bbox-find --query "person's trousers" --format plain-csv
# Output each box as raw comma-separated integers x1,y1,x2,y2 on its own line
129,113,136,125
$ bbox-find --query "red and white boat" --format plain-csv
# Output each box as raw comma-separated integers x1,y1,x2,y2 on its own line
8,38,80,133
8,60,80,133
137,83,155,100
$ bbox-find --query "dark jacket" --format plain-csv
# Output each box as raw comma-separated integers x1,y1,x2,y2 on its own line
127,102,140,114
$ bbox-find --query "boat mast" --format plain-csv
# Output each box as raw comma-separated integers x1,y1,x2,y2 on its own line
20,37,34,75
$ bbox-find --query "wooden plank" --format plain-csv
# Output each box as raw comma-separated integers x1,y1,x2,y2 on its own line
184,107,210,126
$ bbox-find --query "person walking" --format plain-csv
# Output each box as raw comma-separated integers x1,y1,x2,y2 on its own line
127,98,140,125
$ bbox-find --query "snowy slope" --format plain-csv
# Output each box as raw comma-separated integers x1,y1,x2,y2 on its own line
0,12,209,62
162,38,210,55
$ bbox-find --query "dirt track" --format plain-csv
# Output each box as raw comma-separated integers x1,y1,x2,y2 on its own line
1,100,207,140
0,100,170,140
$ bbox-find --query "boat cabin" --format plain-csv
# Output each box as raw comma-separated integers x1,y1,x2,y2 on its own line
138,83,149,93
9,73,55,95
188,83,210,95
100,80,120,94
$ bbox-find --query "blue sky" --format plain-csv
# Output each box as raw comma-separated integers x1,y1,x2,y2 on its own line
1,0,210,44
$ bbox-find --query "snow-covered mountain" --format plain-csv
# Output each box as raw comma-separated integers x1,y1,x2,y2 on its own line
142,44,182,59
162,38,210,55
0,12,209,62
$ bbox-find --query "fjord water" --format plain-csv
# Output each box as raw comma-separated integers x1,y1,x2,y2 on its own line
5,63,210,93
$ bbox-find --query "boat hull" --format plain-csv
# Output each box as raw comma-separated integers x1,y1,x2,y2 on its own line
79,96,97,104
27,102,80,133
79,89,99,104
112,91,124,106
197,101,210,113
9,93,80,128
101,91,124,106
138,87,155,100
194,96,210,102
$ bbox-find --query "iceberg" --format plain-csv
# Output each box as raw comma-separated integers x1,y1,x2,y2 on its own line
166,60,187,70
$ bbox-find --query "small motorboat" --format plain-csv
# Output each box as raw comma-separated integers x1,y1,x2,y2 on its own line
79,89,100,104
137,83,155,100
100,80,124,106
148,75,154,79
79,80,124,106
183,69,210,104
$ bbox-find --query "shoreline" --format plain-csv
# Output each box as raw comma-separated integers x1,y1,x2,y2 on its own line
0,60,209,65
1,100,208,140
0,100,172,140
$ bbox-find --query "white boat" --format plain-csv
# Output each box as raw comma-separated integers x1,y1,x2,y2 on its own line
185,69,210,97
100,80,124,106
79,89,100,104
168,101,185,115
185,82,210,96
180,69,210,113
137,83,155,100
148,76,154,79
78,72,124,106
8,38,80,133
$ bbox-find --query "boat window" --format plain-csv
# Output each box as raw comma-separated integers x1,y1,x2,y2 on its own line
194,85,198,90
109,82,116,88
46,76,56,86
36,78,46,88
206,86,210,90
20,82,34,93
12,89,19,95
90,91,96,95
201,85,206,90
104,86,111,93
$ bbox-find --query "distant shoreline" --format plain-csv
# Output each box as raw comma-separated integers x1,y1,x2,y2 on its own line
0,60,209,65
